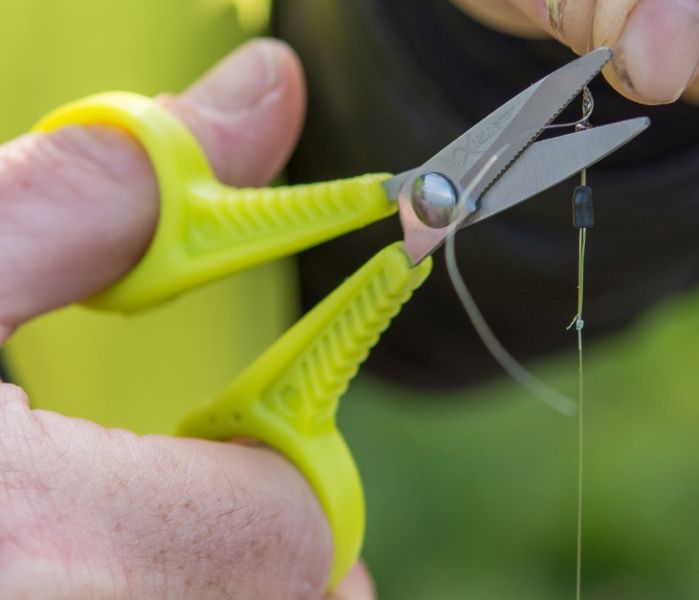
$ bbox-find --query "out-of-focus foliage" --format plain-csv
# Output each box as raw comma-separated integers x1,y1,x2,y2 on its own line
342,288,699,599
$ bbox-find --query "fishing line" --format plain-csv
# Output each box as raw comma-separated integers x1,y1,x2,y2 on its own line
568,85,594,600
444,85,596,417
444,154,577,416
573,225,586,600
444,87,594,417
444,232,577,416
444,93,595,591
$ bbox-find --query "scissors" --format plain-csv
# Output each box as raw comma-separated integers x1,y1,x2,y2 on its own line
33,47,648,587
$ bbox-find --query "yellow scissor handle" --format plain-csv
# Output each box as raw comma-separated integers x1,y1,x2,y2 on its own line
33,92,396,312
32,91,433,588
179,241,432,586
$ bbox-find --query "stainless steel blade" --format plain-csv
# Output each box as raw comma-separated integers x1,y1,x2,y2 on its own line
384,48,611,206
384,48,612,202
460,117,650,228
394,48,614,264
455,47,612,204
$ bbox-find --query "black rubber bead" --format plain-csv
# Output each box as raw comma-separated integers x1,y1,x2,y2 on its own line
572,185,594,228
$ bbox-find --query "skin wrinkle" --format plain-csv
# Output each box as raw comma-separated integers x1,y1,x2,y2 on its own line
593,0,637,48
0,398,51,499
544,0,598,53
138,437,180,490
0,146,29,211
27,414,66,473
211,86,289,184
576,0,597,54
27,132,109,211
586,0,597,51
508,0,547,32
181,446,198,489
82,434,177,589
216,457,251,528
288,498,323,598
0,398,100,591
611,47,637,93
46,125,153,188
559,0,568,33
617,0,699,102
12,411,57,526
218,504,251,518
44,131,155,252
0,408,330,598
127,446,266,596
547,0,565,33
0,128,159,323
160,80,293,188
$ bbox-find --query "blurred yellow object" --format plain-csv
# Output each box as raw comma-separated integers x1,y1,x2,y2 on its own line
0,0,293,435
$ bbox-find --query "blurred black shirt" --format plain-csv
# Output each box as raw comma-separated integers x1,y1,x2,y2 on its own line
274,0,699,389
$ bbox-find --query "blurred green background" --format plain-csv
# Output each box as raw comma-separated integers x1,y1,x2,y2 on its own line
343,287,699,599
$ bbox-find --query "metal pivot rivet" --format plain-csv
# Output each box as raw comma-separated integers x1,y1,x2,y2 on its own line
411,172,458,229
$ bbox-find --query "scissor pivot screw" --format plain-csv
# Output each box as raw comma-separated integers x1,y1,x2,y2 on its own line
411,172,457,228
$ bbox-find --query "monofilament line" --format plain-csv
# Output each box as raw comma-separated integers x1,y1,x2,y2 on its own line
569,85,594,600
445,156,577,417
569,224,586,600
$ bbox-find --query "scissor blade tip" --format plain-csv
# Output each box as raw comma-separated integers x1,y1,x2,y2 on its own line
621,116,651,134
582,47,613,74
585,46,612,64
535,49,613,120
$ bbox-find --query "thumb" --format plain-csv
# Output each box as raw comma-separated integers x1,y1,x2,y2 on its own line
161,38,305,187
597,0,699,105
0,38,305,340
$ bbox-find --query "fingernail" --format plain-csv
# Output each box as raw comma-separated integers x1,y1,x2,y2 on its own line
189,39,281,112
617,0,699,104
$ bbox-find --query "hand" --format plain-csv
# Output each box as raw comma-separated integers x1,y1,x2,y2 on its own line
0,39,374,599
451,0,699,105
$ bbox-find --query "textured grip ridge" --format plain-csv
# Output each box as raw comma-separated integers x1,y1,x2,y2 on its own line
31,92,397,312
177,243,432,588
178,243,432,442
262,262,412,435
186,173,395,257
93,173,394,312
